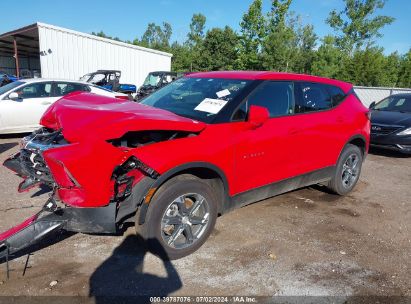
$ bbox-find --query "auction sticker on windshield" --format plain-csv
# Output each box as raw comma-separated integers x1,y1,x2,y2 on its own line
195,98,228,114
216,89,231,98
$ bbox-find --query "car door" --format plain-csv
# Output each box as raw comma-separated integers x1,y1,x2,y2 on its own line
233,81,301,194
0,82,55,131
291,82,346,174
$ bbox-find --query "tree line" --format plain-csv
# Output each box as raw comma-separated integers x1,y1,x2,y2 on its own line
92,0,411,88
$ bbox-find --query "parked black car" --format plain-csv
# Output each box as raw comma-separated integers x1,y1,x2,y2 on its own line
370,93,411,154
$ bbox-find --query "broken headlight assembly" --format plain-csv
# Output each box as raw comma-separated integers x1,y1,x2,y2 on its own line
112,156,160,200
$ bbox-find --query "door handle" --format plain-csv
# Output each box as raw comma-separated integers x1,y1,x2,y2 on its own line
336,116,344,123
41,101,52,105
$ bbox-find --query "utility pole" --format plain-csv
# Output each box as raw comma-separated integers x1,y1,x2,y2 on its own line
13,37,20,78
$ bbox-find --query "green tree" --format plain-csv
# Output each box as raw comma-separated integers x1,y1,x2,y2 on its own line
344,47,390,86
327,0,394,53
295,24,317,74
201,26,239,71
312,36,347,79
237,0,266,70
183,14,208,71
171,42,192,72
398,49,411,88
139,22,173,50
261,0,297,72
187,13,207,47
92,31,122,42
268,0,293,28
381,52,401,86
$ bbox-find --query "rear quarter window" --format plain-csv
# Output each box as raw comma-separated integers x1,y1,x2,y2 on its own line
326,85,347,107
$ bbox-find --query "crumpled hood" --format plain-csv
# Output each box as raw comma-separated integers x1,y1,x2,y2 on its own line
371,110,411,126
40,92,206,142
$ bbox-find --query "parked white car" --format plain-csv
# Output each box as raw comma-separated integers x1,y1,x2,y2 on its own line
0,79,128,134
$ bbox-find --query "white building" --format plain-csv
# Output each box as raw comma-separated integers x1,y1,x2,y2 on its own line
0,22,172,87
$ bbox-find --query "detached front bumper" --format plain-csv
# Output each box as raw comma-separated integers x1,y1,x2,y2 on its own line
0,198,117,260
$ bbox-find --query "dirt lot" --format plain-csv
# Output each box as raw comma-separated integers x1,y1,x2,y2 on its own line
0,135,410,300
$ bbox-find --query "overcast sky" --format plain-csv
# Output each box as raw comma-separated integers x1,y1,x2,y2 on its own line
1,0,410,54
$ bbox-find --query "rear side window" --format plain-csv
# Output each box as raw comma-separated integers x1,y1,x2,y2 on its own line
327,85,346,106
295,82,332,113
244,81,294,118
55,83,90,96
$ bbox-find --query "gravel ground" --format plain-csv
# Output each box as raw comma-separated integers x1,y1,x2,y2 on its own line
0,135,410,301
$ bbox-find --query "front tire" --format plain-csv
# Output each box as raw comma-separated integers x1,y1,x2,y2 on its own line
328,144,363,195
137,174,218,260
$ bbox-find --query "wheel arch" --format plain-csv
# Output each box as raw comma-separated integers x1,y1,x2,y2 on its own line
136,162,230,225
339,134,368,161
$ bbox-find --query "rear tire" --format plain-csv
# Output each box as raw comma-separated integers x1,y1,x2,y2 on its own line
137,174,218,260
328,144,363,195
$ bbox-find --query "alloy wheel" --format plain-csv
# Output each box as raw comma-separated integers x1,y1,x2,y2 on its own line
341,153,360,189
161,193,210,249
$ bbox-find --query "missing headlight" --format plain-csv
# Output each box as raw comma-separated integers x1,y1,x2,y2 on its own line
107,130,197,148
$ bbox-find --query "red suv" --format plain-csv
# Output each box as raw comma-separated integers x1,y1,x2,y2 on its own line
2,71,370,259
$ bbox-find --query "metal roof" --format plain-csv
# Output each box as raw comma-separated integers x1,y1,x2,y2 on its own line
36,22,173,58
0,22,173,58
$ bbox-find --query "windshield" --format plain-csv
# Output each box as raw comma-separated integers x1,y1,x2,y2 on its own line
80,74,91,82
374,95,411,113
143,74,162,87
0,81,23,95
140,77,252,123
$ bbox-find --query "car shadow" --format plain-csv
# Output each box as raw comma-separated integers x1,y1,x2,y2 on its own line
0,142,18,154
0,230,75,266
89,234,182,303
369,147,410,158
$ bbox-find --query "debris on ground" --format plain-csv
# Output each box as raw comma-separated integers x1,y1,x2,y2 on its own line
49,280,58,287
269,253,277,260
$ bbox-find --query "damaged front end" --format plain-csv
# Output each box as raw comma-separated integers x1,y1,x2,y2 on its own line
0,127,165,261
4,128,66,192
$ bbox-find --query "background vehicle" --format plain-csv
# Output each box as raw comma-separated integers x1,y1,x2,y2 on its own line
80,70,137,95
1,71,370,261
0,79,128,134
135,71,183,100
369,93,411,154
0,71,18,87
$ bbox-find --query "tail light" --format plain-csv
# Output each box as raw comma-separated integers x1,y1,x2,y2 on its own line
115,95,130,100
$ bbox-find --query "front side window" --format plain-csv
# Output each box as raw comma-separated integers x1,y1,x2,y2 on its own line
88,74,106,85
140,77,252,123
15,82,52,99
374,95,411,113
143,74,162,87
245,81,294,118
296,82,332,113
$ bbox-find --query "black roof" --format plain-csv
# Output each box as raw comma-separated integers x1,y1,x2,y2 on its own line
95,70,121,73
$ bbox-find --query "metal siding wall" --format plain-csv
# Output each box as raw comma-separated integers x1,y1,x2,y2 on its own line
354,86,411,106
38,24,172,87
0,56,40,75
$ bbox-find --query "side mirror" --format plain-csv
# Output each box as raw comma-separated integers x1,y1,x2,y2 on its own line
8,92,20,100
369,101,376,109
248,105,269,128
